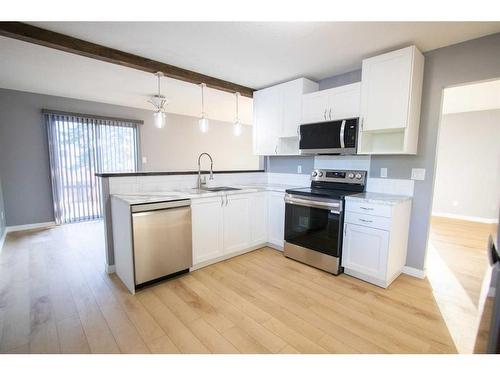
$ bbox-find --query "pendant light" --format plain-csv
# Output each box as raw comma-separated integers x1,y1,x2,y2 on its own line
148,72,167,129
233,91,242,136
198,83,209,133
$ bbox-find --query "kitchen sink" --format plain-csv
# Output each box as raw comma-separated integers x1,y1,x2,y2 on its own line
199,186,241,192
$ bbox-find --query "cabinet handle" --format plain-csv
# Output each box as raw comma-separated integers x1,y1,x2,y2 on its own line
329,108,332,120
275,145,278,154
221,196,224,207
225,195,229,206
359,218,373,223
360,206,373,211
296,125,300,136
324,109,327,120
360,117,364,130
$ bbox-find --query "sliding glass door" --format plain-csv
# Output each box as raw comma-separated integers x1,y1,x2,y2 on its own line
45,112,139,224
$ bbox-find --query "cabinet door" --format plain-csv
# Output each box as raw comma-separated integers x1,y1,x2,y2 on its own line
301,90,330,124
249,192,268,246
360,47,413,131
223,194,251,254
268,192,285,249
329,82,361,121
191,197,224,265
253,86,282,155
342,223,389,280
281,80,304,137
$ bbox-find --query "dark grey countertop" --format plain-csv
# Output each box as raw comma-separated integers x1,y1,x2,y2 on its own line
95,169,265,177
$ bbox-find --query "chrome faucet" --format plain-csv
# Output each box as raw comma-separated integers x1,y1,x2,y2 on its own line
197,152,214,189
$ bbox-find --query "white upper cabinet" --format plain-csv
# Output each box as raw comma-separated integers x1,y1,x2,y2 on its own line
359,45,424,154
253,78,318,155
302,82,361,124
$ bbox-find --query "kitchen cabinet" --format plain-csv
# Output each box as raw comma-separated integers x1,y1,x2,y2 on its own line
249,192,268,246
192,196,224,265
253,78,318,155
301,82,361,124
341,197,412,288
192,191,273,268
223,194,251,254
358,45,424,154
268,191,286,249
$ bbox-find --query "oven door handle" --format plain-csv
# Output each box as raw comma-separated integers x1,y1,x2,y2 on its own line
285,195,341,213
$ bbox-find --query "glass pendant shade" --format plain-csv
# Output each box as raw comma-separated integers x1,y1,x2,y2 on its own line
199,115,209,133
153,110,166,129
233,120,242,136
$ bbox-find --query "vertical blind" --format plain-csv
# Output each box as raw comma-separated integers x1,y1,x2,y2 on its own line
45,111,140,224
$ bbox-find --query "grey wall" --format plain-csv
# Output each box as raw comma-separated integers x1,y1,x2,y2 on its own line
370,32,500,270
267,32,500,270
0,175,5,239
432,109,500,220
267,156,315,174
0,89,152,226
318,69,362,90
0,88,261,226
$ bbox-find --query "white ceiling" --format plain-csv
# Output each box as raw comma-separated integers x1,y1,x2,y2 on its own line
0,36,254,124
29,22,500,88
442,79,500,114
1,22,500,123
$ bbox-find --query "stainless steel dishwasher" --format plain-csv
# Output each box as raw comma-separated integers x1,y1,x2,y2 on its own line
131,199,192,288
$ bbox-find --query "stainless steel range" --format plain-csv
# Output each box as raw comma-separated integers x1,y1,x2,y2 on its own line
284,169,367,275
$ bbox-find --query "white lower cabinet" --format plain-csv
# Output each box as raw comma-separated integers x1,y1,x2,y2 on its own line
341,198,412,288
268,191,285,249
192,191,280,268
191,196,224,265
223,194,251,254
250,192,268,246
342,224,389,281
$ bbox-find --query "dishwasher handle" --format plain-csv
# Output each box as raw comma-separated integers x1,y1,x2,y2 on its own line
131,199,191,213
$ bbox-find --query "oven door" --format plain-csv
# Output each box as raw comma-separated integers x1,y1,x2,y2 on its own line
284,194,343,258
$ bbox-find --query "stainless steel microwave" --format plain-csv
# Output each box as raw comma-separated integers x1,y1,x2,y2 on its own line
299,118,358,155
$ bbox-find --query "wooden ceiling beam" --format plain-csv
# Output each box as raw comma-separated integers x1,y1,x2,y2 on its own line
0,22,255,98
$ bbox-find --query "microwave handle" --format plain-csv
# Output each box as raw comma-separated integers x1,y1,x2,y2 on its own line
340,119,346,149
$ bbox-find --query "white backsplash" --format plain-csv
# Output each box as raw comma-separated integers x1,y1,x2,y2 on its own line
108,171,413,197
366,178,415,196
314,155,371,171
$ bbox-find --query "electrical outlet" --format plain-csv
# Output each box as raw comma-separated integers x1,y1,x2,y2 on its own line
142,157,148,164
297,165,302,174
411,168,426,181
380,168,388,178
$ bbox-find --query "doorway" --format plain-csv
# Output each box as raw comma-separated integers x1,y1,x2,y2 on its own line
45,111,139,224
427,78,500,353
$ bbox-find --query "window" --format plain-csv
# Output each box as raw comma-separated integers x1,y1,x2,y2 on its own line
45,111,140,224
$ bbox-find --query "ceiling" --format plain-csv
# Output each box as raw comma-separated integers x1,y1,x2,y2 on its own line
442,79,500,114
29,22,500,88
1,22,500,123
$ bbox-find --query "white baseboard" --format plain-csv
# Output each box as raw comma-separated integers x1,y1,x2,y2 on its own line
402,266,426,279
105,264,116,274
0,230,6,253
432,212,498,224
6,221,56,233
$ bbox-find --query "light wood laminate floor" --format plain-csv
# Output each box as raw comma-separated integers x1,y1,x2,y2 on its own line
0,218,494,354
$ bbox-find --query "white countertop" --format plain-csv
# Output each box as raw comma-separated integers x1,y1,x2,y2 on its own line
345,192,412,206
112,183,302,205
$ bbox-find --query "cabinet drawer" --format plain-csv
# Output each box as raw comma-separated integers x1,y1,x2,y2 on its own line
344,211,392,231
345,201,392,218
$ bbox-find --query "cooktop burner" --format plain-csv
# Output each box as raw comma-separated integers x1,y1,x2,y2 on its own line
286,169,367,200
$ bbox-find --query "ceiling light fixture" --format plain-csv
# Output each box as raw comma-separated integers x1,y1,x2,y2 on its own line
149,72,167,129
199,83,209,133
233,92,242,136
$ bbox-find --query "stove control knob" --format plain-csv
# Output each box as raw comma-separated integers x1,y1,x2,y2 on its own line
347,173,354,179
355,173,362,180
318,172,324,177
312,171,318,177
